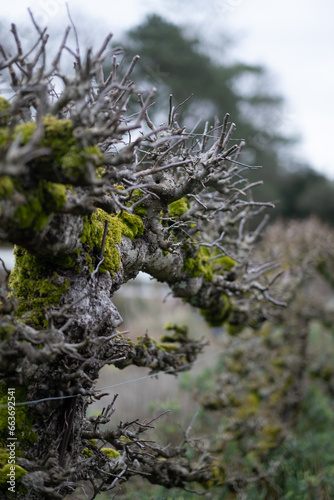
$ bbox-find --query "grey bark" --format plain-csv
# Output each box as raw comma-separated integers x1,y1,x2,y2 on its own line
0,17,281,499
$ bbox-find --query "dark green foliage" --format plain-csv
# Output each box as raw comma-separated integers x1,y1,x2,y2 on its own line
278,167,334,224
124,15,284,149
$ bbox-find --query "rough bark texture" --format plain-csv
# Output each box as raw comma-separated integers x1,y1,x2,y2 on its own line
0,18,281,498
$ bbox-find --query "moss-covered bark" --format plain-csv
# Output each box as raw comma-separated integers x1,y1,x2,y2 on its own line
0,19,282,499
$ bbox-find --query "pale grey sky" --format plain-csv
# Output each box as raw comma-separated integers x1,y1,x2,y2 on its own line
2,0,334,178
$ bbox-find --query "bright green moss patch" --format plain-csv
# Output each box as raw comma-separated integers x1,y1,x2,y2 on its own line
9,247,69,328
0,98,10,112
127,189,147,217
183,245,236,282
157,342,179,352
85,145,103,161
13,179,68,231
0,464,27,489
183,246,213,281
61,145,103,180
83,447,93,458
14,195,48,231
15,116,74,157
0,115,103,182
101,448,120,458
215,255,236,271
41,181,67,211
161,323,188,343
120,211,145,239
81,208,144,275
168,197,190,217
147,336,179,353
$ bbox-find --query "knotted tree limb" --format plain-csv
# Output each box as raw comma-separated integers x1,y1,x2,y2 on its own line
0,15,283,499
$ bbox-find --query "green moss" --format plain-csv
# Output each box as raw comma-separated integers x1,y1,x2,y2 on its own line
85,145,104,161
168,197,190,217
215,255,236,271
0,128,9,148
49,252,77,269
183,245,236,283
0,176,14,199
83,447,93,458
203,462,226,489
0,464,27,488
83,439,98,457
15,115,75,163
1,115,103,182
119,436,131,444
199,293,231,327
96,166,106,179
120,211,145,239
14,196,48,231
134,335,158,352
9,247,69,328
0,98,10,127
40,117,103,180
157,342,179,352
101,447,120,458
13,179,68,231
81,208,144,275
161,323,188,343
61,145,103,180
0,384,37,451
127,189,147,217
183,246,213,281
41,181,67,211
15,121,36,143
148,337,179,353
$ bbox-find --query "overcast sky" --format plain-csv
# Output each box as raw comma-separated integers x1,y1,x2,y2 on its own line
1,0,334,178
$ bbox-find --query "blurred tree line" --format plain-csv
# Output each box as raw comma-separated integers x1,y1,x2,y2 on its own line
119,14,334,224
